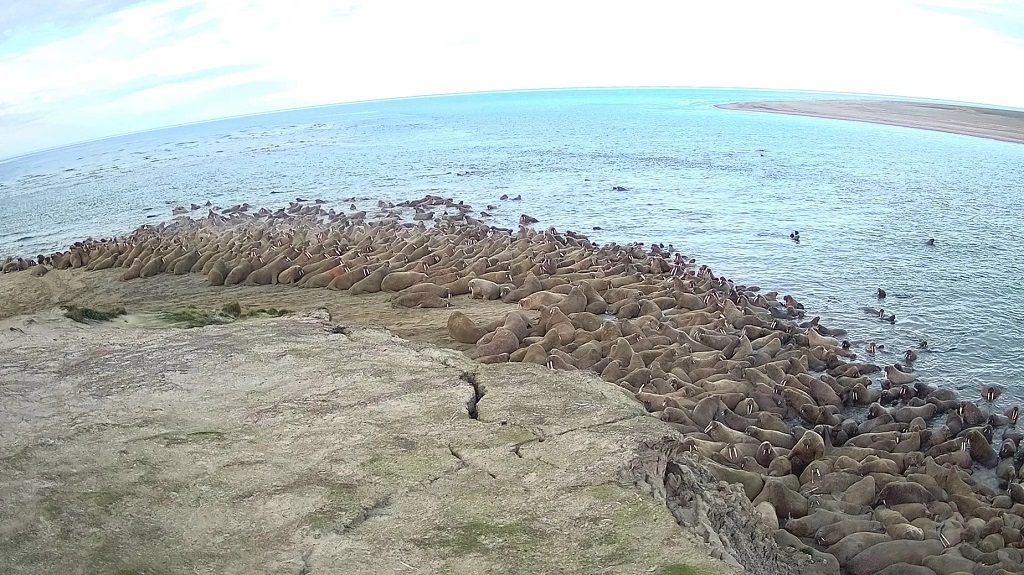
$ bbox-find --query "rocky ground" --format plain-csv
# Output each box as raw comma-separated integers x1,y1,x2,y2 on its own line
0,272,813,574
11,195,1020,575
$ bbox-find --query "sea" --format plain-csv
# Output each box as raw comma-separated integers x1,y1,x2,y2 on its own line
1,88,1022,403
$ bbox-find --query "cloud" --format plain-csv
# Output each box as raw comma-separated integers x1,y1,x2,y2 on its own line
0,0,149,46
912,0,1024,40
2,0,1024,158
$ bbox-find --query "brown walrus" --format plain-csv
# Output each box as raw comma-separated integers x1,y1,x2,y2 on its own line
447,311,488,344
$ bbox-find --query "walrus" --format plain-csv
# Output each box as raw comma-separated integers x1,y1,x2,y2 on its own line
244,255,292,285
502,272,543,303
755,477,808,521
964,428,998,467
520,343,548,365
884,365,918,385
380,271,427,292
841,475,877,507
139,255,164,278
121,259,145,281
171,251,201,275
545,353,575,371
805,328,840,348
349,263,390,294
981,384,1002,402
704,421,759,445
957,404,989,429
328,265,371,291
447,311,488,344
190,250,216,273
470,327,519,359
816,519,886,547
826,532,892,566
467,277,503,300
206,260,227,286
807,377,843,409
518,290,564,310
745,426,796,449
571,341,603,370
878,481,935,506
891,403,937,423
576,280,608,314
277,264,304,284
754,441,778,468
788,430,824,475
397,282,451,299
844,539,943,575
554,286,588,315
223,258,253,286
393,291,448,308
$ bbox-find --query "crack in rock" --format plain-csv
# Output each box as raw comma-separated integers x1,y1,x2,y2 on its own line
448,443,497,479
512,413,645,453
459,371,485,420
548,413,646,438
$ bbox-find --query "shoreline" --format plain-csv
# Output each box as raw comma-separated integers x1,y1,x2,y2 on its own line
3,195,1022,574
716,100,1024,144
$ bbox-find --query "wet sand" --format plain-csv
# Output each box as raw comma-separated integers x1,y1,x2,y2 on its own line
716,100,1024,144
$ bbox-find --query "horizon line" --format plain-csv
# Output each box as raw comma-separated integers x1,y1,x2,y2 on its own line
4,84,1023,163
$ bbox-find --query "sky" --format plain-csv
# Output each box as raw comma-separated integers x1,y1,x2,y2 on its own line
1,0,1023,158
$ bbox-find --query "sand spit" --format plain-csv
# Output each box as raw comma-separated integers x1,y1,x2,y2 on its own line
4,194,1024,575
717,100,1024,144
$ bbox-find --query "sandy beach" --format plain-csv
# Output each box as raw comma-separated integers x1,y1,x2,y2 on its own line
3,194,1022,575
716,100,1024,144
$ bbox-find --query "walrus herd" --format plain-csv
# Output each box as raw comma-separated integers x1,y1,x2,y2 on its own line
5,194,1024,574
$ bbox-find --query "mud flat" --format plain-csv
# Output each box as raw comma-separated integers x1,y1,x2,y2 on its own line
716,100,1024,144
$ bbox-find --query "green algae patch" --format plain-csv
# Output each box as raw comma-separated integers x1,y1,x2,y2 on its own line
135,430,229,447
426,520,545,556
363,450,447,482
302,483,365,533
63,305,127,323
160,303,291,328
160,306,234,328
657,564,711,575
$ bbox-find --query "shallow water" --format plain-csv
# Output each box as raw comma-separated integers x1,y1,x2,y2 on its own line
2,88,1022,403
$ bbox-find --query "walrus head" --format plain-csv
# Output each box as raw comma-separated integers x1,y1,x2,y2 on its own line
755,442,775,467
982,384,1002,402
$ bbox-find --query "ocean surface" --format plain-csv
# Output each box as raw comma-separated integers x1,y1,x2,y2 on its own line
1,88,1022,403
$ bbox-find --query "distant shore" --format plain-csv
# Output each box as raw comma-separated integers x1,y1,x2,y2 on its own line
717,100,1024,144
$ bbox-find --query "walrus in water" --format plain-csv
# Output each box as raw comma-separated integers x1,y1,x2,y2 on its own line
981,384,1002,402
884,365,918,385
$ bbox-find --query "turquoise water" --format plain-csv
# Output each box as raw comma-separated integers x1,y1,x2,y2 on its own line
1,88,1022,401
